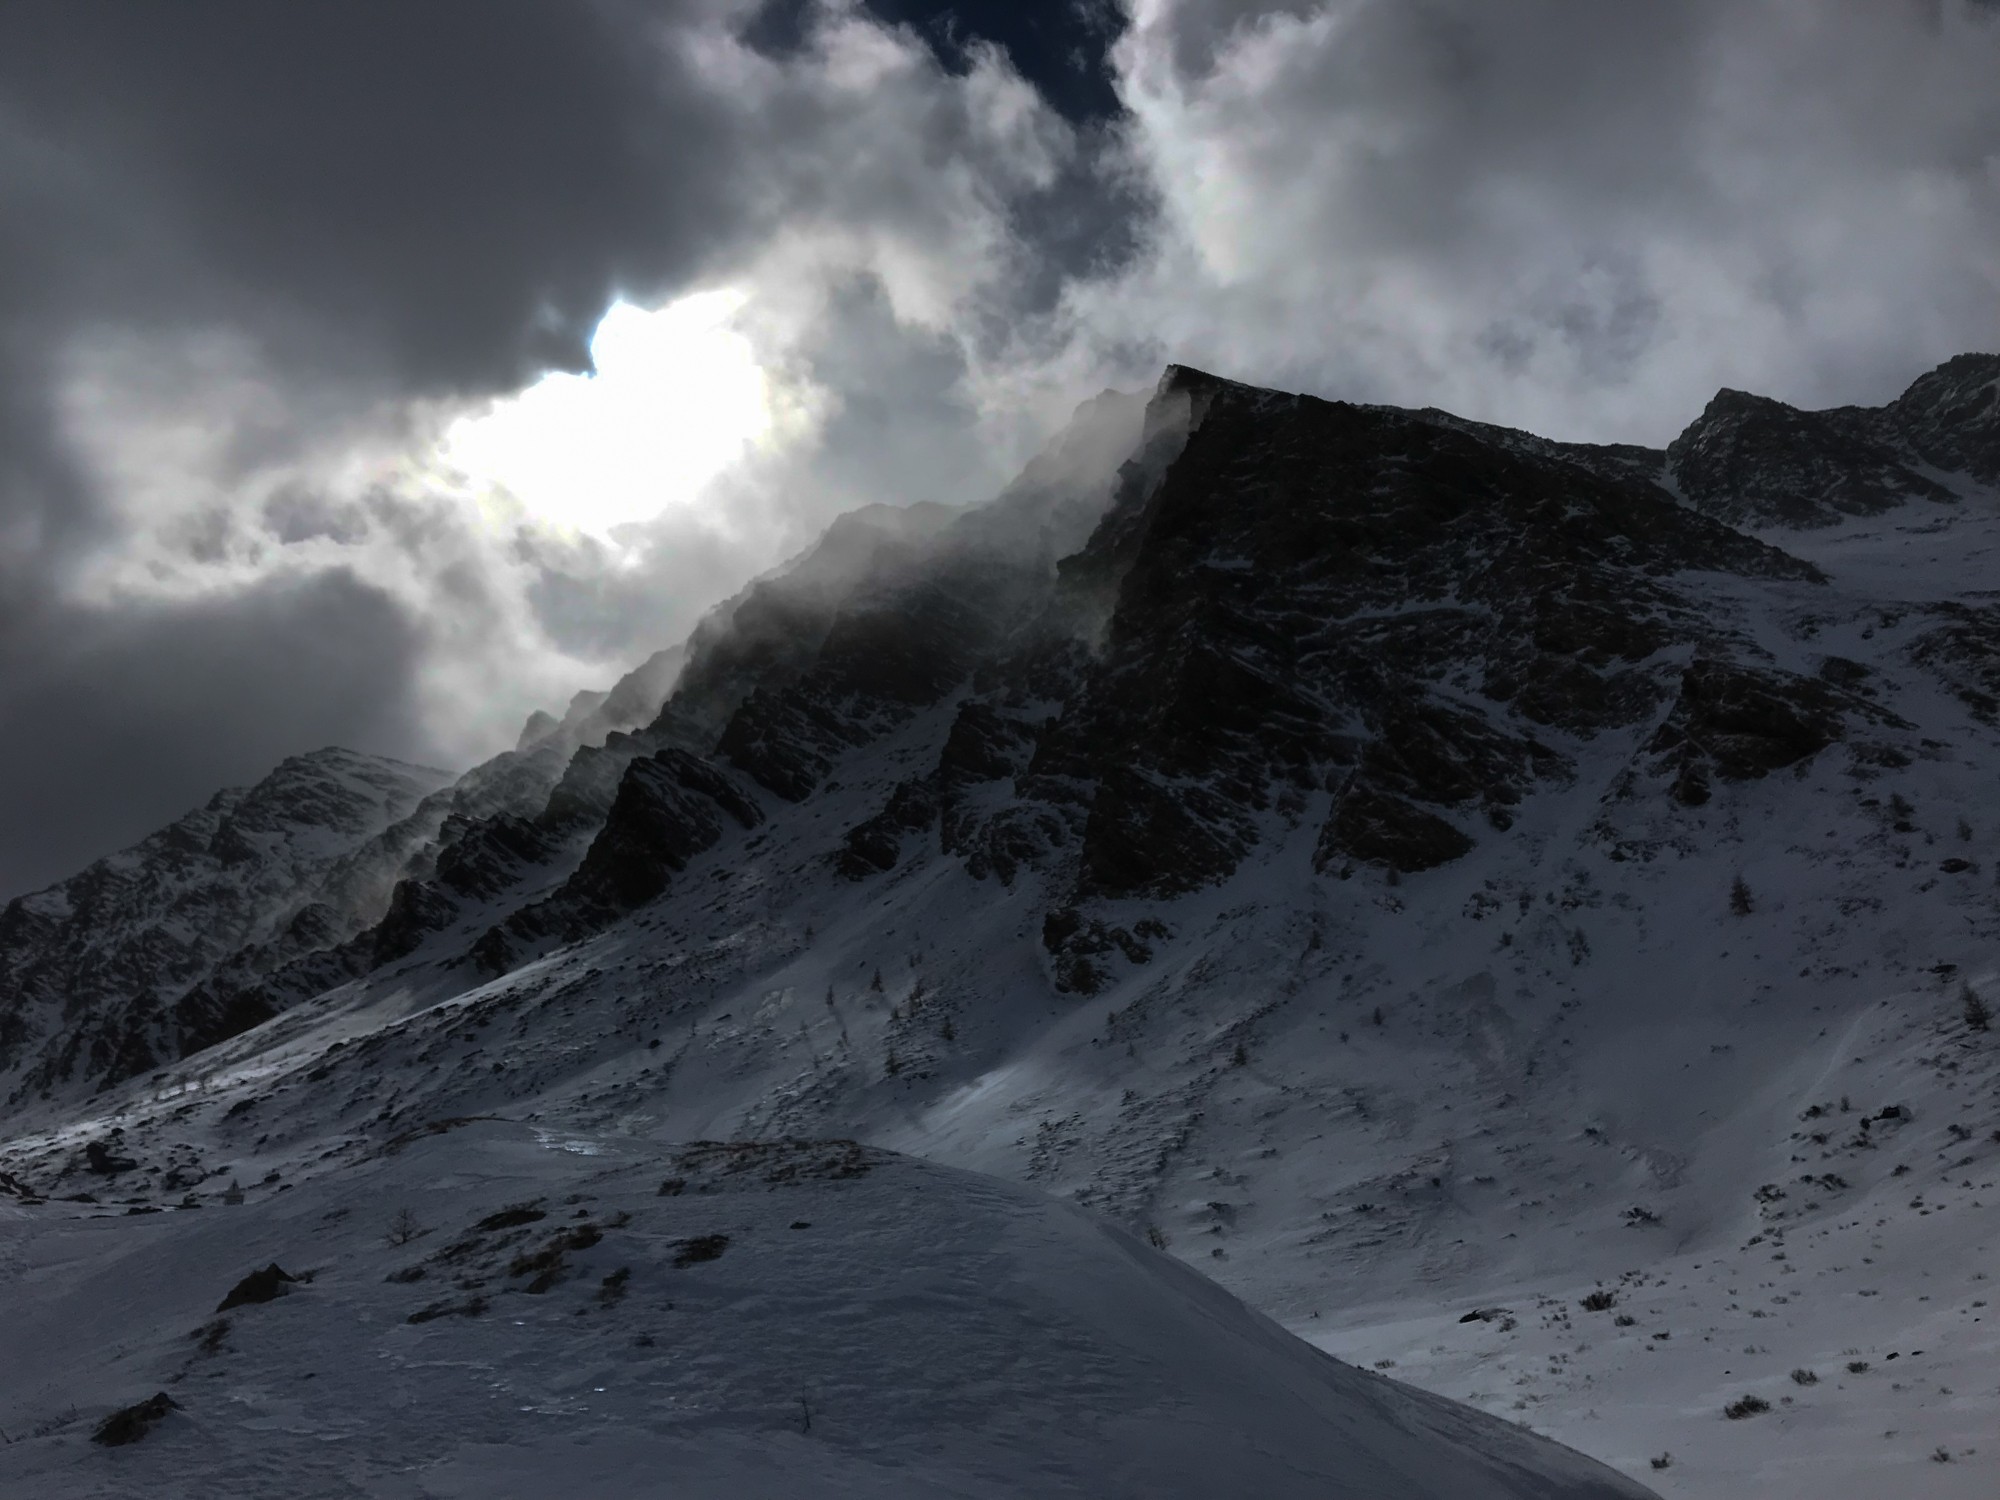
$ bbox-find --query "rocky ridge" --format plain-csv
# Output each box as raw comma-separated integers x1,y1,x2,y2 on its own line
8,357,2000,1097
0,749,448,1097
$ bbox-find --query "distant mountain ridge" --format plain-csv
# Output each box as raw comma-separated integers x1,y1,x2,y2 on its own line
0,748,447,1092
4,355,1997,1102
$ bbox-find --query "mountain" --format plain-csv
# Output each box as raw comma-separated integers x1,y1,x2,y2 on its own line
1665,352,2000,528
3,354,1999,1495
0,748,449,1099
0,611,713,1107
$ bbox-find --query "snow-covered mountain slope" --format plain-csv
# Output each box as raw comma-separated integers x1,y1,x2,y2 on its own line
4,355,1999,1495
0,1120,1654,1500
0,749,449,1102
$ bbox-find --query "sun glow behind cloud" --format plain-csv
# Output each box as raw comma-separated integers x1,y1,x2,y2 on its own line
442,289,775,538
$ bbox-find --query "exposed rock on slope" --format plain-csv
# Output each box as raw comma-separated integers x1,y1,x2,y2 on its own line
1666,352,2000,527
0,749,448,1098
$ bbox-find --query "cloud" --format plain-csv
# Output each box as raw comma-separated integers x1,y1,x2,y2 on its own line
1059,0,2000,440
0,569,427,899
0,0,1136,892
1,0,1997,893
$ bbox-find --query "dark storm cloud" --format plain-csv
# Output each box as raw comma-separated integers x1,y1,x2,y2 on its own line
0,0,742,893
0,0,1147,896
0,0,746,402
1093,0,2000,436
0,570,428,897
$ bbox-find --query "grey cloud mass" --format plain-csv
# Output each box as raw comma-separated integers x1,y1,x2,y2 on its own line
2,0,1998,895
1082,0,2000,438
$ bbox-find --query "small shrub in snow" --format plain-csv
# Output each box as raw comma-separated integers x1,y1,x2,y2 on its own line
1614,1314,1637,1327
191,1318,230,1354
1790,1367,1817,1385
1846,1359,1870,1373
1649,1454,1672,1471
1962,983,1991,1032
1729,875,1754,916
1579,1290,1617,1312
386,1206,424,1246
1723,1395,1771,1419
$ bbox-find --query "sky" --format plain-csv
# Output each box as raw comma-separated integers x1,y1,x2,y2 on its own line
1,0,1997,897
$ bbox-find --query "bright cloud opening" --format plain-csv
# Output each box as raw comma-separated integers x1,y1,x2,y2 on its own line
442,289,774,537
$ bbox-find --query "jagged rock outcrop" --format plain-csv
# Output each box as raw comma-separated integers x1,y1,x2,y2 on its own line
1666,353,2000,528
927,365,1824,906
1645,658,1899,807
1667,388,1952,526
0,749,448,1098
476,748,764,968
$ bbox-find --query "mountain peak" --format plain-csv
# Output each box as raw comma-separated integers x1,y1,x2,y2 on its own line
1664,357,2000,527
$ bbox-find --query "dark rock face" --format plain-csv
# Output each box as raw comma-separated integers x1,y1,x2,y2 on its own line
0,749,448,1102
92,1392,178,1447
216,1262,297,1312
82,1140,137,1175
1888,352,2000,484
552,750,763,917
1317,786,1475,874
941,368,1822,895
838,779,942,879
1667,353,2000,528
1040,908,1170,994
816,364,1865,915
1645,660,1870,806
1401,406,1669,491
469,750,765,972
1667,389,1952,527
